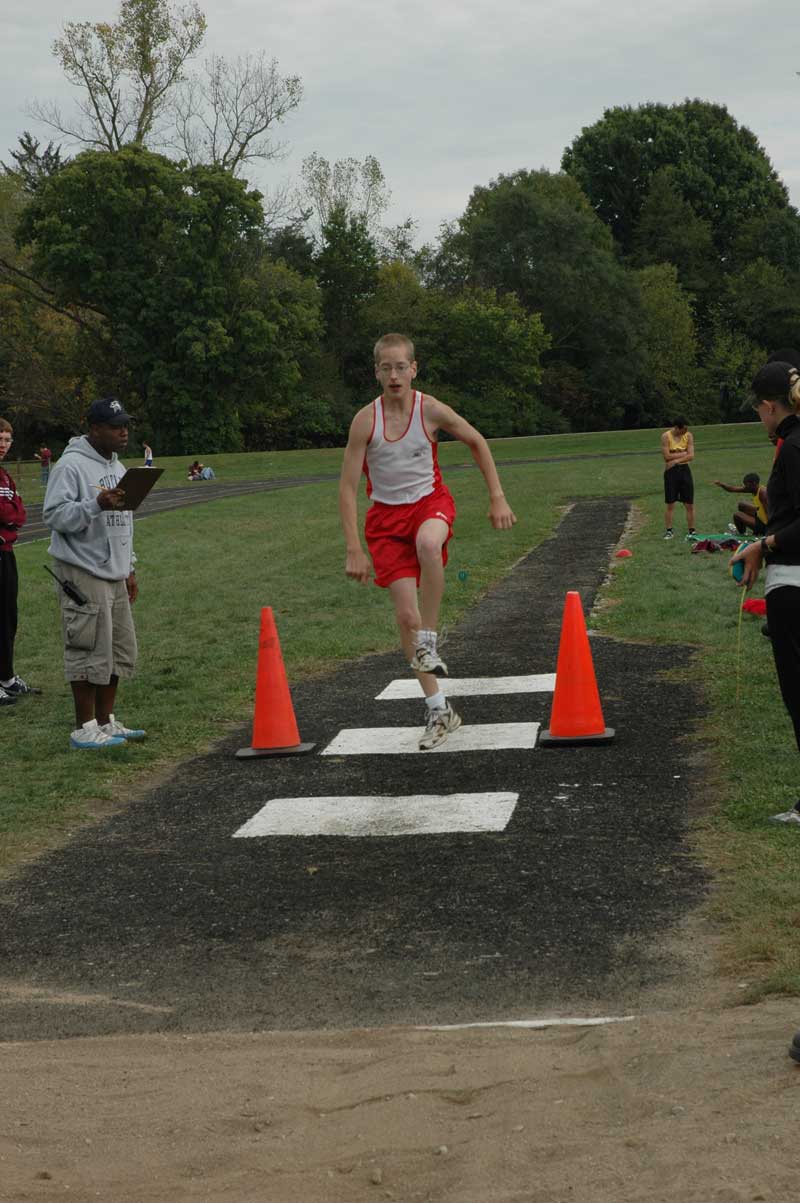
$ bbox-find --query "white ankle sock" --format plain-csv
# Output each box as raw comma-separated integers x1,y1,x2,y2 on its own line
416,628,437,650
1,678,14,688
425,691,446,711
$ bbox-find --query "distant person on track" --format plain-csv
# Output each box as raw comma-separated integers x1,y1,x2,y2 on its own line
0,418,39,705
43,397,146,750
713,473,768,536
143,443,154,467
34,443,52,485
339,332,516,750
661,416,696,540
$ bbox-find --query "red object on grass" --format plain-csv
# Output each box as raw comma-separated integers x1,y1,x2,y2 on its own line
742,598,767,616
615,549,632,558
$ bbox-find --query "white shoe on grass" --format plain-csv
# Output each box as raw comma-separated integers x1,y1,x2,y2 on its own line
70,719,127,750
101,714,146,741
419,702,461,750
768,804,800,826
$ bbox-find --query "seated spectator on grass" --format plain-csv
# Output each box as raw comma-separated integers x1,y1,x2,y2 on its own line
199,465,215,479
188,460,203,480
713,473,768,536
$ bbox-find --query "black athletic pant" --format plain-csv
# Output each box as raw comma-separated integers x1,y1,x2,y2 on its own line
0,550,18,681
766,584,800,754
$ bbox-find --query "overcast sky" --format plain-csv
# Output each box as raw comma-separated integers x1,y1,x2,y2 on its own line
4,0,799,245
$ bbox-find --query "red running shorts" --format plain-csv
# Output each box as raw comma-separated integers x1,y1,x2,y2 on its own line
365,485,456,588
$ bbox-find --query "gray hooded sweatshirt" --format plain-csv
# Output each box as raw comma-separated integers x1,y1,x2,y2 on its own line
43,436,135,580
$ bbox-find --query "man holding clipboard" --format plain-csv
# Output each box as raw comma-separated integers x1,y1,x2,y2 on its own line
43,397,155,750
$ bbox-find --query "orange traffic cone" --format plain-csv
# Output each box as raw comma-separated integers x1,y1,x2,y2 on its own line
539,591,614,746
235,607,316,758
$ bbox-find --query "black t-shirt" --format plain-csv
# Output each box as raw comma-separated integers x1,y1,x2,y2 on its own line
766,414,800,562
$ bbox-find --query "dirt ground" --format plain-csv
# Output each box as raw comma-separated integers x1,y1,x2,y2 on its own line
3,986,800,1203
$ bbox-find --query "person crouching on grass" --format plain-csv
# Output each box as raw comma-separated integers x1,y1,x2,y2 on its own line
713,473,769,536
339,332,516,750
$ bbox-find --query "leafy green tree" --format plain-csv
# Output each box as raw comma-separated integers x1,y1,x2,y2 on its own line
436,169,644,427
633,264,699,426
722,259,800,352
315,203,379,388
630,169,716,296
562,100,789,260
2,132,66,195
731,206,800,276
700,311,765,422
361,263,550,436
17,146,321,452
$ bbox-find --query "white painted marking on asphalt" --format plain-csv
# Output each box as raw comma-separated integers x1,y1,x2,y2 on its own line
375,674,556,700
419,1015,636,1031
233,792,520,838
321,723,540,755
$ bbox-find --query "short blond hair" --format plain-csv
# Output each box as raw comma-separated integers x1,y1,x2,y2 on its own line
0,419,12,435
374,333,415,364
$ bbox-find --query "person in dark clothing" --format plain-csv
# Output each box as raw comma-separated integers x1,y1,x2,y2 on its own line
732,361,800,822
730,358,800,1069
0,418,39,704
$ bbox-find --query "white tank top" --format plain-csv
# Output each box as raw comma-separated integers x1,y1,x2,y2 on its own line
363,391,441,505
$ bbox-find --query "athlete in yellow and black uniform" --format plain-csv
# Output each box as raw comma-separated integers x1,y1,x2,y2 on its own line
661,417,695,539
713,472,769,536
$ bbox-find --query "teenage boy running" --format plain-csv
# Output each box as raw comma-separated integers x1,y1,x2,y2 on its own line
339,333,516,750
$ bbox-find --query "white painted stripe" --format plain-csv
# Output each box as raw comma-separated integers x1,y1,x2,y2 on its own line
321,722,540,755
375,674,556,700
419,1015,636,1031
233,792,520,838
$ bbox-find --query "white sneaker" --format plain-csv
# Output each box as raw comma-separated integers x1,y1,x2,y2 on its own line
410,645,448,676
419,702,462,750
100,713,146,741
768,806,800,826
70,718,127,750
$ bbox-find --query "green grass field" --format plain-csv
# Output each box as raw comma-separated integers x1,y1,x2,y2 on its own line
5,420,799,1001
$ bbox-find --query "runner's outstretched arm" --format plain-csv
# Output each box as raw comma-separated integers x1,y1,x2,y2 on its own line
427,400,516,529
339,407,373,584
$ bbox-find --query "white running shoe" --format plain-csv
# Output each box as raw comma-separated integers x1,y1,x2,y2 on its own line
70,719,127,750
409,646,448,676
100,714,146,741
419,702,461,750
768,805,800,826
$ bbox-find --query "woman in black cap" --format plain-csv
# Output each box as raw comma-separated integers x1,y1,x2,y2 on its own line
732,359,800,828
731,356,800,1068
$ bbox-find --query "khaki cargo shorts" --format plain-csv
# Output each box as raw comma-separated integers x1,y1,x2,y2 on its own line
53,560,138,684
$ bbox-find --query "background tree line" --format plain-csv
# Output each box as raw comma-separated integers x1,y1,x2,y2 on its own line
1,0,797,454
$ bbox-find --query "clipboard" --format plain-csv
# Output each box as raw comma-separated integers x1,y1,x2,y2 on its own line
113,466,164,510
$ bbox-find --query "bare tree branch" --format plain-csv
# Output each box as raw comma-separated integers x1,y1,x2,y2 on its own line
300,153,390,241
168,53,302,173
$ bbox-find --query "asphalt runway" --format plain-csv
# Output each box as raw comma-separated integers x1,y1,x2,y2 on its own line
0,498,707,1042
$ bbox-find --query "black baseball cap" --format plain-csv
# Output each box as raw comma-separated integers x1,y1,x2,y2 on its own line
87,396,135,426
744,362,794,411
767,347,800,370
